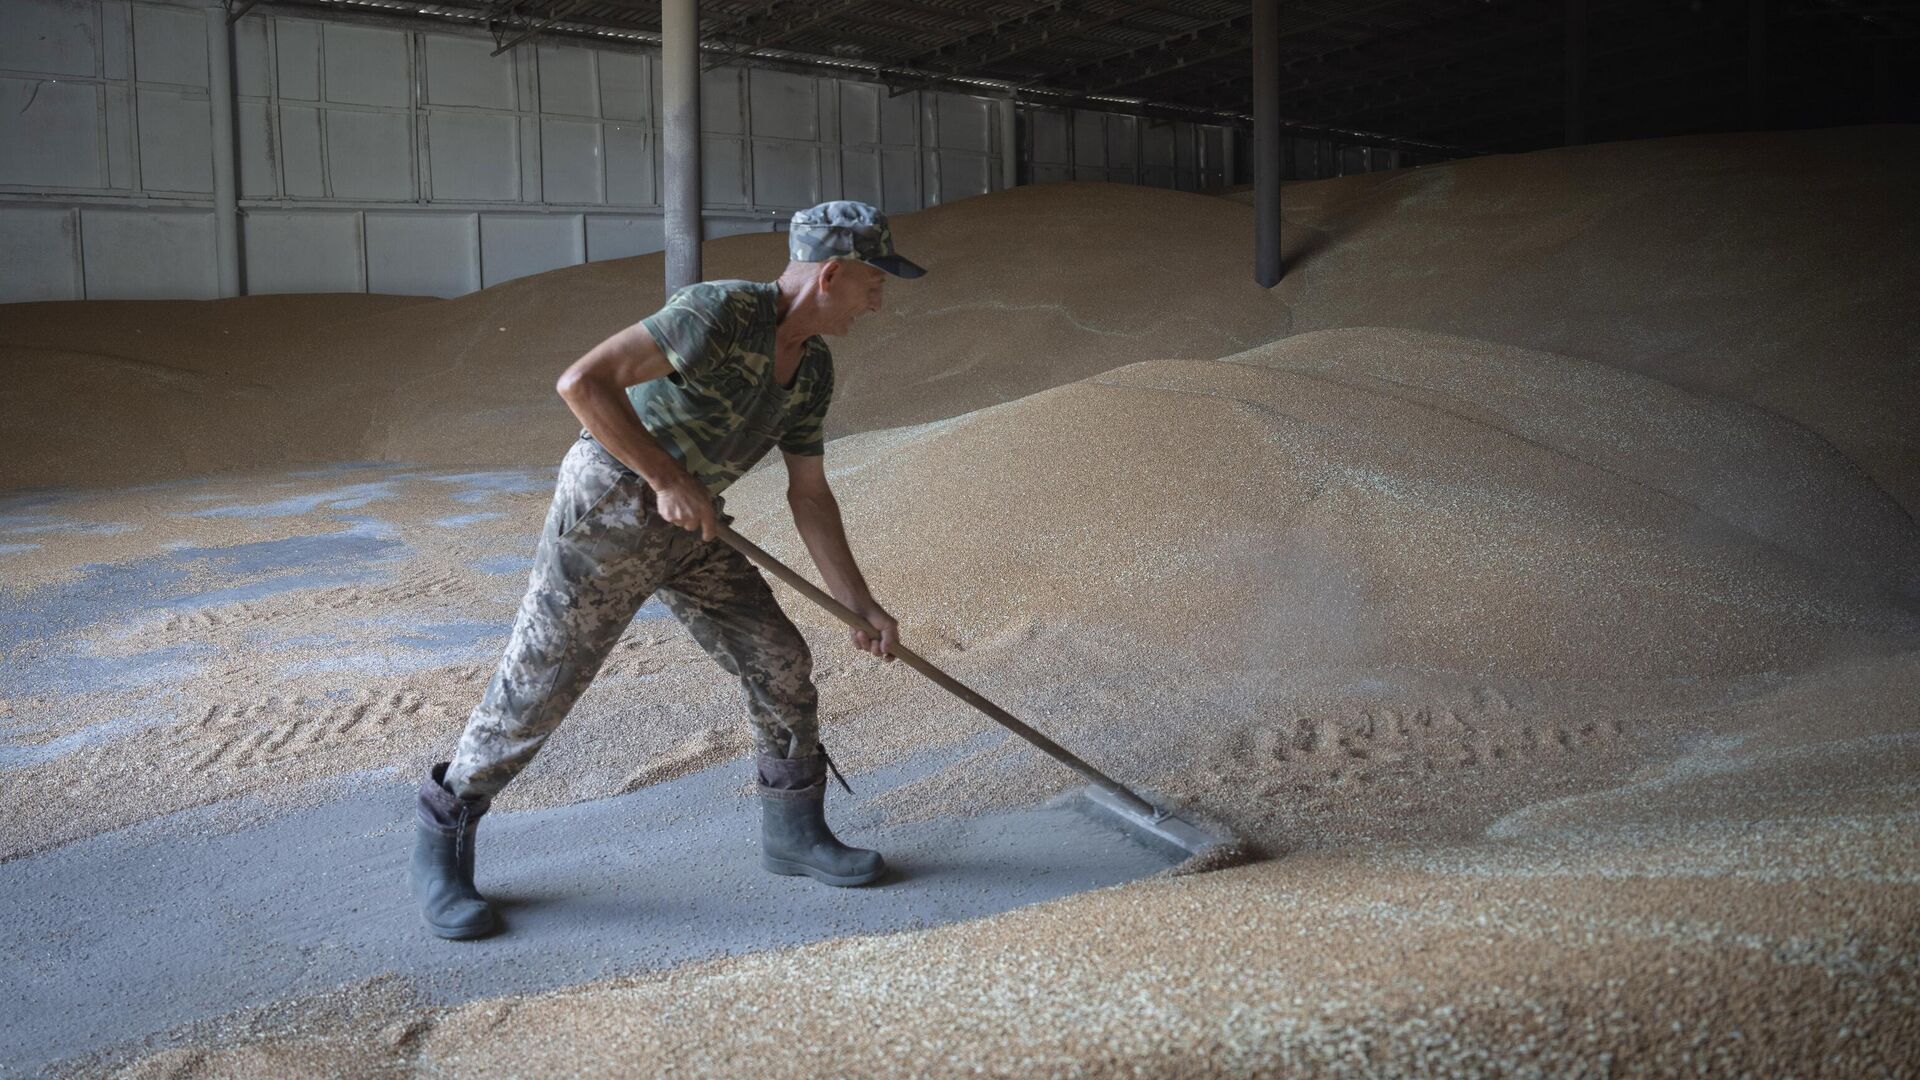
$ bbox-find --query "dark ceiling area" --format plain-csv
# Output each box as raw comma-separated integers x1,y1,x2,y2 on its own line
298,0,1918,158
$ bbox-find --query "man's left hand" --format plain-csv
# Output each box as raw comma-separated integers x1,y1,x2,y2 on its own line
850,603,899,662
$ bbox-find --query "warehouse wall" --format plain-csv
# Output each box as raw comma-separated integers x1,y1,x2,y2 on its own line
1027,108,1227,190
0,0,1240,302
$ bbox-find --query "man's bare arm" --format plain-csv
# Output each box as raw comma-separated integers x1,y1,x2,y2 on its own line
555,322,718,539
783,450,898,660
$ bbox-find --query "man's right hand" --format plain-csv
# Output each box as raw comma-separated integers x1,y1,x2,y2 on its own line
652,468,719,541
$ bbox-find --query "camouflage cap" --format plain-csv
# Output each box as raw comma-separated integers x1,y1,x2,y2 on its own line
788,201,926,279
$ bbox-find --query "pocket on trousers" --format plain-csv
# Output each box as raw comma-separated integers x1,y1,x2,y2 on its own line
557,477,620,539
554,444,627,540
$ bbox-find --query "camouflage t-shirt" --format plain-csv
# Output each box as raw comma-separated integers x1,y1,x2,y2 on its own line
628,279,833,494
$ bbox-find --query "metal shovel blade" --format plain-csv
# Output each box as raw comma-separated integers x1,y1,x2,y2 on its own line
1076,784,1232,864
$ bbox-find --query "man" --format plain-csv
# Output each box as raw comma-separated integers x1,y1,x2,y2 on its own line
410,201,925,940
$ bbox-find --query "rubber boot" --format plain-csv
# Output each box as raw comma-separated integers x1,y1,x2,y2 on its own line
757,746,885,887
410,761,500,939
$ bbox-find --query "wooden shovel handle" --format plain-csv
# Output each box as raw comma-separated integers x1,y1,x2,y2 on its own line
715,524,1157,818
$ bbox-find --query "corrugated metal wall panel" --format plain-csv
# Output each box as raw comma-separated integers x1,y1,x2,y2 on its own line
365,211,478,296
585,214,665,262
480,212,582,287
0,207,81,302
244,210,364,293
0,79,103,188
1,0,98,75
426,35,516,110
79,206,219,299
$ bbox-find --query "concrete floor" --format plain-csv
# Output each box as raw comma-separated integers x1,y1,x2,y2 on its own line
2,746,1169,1073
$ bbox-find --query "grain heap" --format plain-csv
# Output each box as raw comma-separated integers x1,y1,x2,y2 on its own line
0,182,1288,489
720,324,1920,844
1239,125,1920,514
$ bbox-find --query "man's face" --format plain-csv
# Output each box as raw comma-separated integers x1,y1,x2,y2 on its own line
819,260,886,336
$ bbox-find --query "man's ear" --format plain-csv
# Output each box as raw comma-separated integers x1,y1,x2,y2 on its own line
816,259,841,292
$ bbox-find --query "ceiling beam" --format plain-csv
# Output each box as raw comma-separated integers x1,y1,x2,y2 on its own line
703,0,877,71
700,1,786,48
893,0,1070,69
835,7,986,42
781,24,928,57
1085,20,1254,94
1021,8,1253,89
885,1,1165,98
878,0,1003,27
485,0,592,56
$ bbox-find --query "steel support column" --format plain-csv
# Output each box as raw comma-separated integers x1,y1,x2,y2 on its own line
1565,0,1587,145
1252,0,1281,287
663,0,702,298
998,97,1018,190
207,5,242,296
1748,0,1768,130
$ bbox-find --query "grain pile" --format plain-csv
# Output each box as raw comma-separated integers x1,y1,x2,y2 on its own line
0,182,1288,490
6,126,1919,1076
719,325,1920,845
1241,125,1920,515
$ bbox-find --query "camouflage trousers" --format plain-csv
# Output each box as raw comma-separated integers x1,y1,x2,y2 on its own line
443,433,817,802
